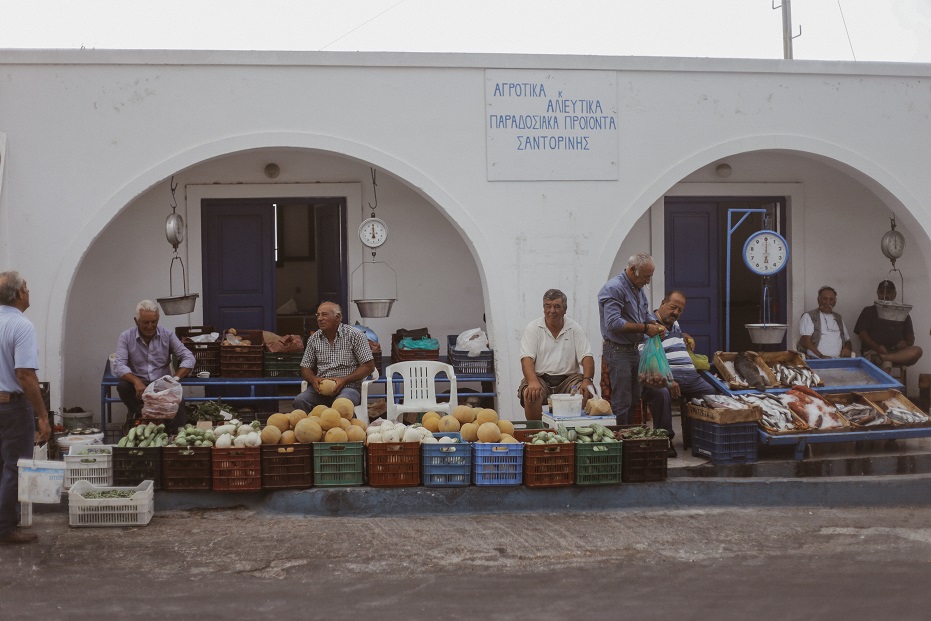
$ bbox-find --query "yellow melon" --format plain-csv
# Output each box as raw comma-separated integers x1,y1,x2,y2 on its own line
318,379,337,396
452,405,476,425
460,422,479,442
438,415,461,433
346,426,366,442
310,405,327,418
287,409,307,429
260,424,282,445
267,413,290,433
319,408,342,431
280,430,296,445
477,422,501,443
325,427,348,443
496,419,515,436
423,416,441,433
349,417,368,430
294,417,323,443
499,434,519,444
475,408,499,425
338,417,351,430
332,397,355,419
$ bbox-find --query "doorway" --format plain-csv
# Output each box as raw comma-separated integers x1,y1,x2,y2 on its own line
664,197,788,354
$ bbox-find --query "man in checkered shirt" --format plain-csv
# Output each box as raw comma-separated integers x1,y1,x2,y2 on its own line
292,301,375,412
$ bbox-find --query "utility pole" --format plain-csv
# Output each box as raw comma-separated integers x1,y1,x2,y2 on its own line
773,0,801,59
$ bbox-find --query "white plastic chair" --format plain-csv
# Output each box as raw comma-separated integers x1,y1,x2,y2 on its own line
384,361,457,421
299,367,380,420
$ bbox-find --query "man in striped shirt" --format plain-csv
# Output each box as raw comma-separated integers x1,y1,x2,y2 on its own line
641,291,715,457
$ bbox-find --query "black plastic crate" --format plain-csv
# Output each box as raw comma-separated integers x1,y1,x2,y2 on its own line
690,420,759,465
446,335,494,375
621,437,667,483
113,446,162,490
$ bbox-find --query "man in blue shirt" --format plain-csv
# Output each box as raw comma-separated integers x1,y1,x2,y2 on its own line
598,253,666,425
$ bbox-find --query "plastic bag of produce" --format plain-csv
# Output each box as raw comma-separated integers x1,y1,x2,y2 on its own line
141,375,182,419
637,335,674,388
456,328,489,357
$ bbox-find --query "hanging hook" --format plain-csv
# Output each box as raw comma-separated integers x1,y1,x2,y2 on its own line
169,175,179,213
368,168,378,218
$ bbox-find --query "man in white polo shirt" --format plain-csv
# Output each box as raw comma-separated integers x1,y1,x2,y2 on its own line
518,289,595,421
797,285,852,359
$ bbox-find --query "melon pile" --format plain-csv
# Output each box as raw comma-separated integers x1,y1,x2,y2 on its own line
260,398,368,445
416,405,518,444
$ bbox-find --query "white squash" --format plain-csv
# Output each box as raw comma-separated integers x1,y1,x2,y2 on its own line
244,431,261,447
215,433,233,449
236,424,253,437
233,434,247,447
402,427,422,443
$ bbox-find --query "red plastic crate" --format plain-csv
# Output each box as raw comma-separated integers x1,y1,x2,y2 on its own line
523,442,575,487
212,446,261,491
366,441,421,487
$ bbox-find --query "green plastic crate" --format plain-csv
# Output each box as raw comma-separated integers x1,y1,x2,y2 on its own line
263,352,303,378
574,441,623,485
312,442,364,486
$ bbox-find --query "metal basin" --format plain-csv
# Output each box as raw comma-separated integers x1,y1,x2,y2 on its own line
874,300,911,322
157,294,199,315
354,298,395,318
745,323,787,345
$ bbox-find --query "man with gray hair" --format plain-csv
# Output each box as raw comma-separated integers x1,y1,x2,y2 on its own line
293,301,375,413
112,299,195,432
518,289,595,420
0,271,51,544
598,253,666,424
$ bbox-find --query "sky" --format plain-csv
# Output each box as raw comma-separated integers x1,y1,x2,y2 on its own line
2,0,930,63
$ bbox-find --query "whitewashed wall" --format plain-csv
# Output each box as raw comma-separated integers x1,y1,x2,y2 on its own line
1,51,931,420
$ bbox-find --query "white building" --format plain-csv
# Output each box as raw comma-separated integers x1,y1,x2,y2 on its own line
1,49,930,421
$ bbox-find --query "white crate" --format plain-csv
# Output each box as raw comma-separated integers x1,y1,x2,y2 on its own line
68,480,154,527
64,445,114,490
542,413,615,428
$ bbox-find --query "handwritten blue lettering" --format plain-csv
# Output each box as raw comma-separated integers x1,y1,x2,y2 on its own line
516,135,590,151
492,82,548,97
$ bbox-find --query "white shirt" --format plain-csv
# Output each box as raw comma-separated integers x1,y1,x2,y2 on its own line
799,311,849,357
0,305,40,393
520,316,593,376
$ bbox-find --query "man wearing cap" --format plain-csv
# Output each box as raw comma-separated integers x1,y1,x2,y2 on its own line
854,280,922,372
797,286,853,358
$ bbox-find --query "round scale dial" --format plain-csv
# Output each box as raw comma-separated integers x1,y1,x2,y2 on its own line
881,228,905,260
743,230,789,276
359,217,388,249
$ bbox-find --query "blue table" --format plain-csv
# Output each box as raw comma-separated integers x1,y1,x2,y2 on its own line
758,426,931,461
100,359,496,427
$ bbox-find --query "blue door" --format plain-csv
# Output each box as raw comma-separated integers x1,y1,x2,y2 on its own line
202,200,276,331
664,202,720,357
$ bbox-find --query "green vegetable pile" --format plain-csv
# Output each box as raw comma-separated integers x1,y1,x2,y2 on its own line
173,424,216,447
82,490,136,499
117,422,168,447
187,398,230,423
617,426,669,439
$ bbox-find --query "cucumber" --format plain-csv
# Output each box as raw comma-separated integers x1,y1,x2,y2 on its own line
128,427,137,442
117,437,128,447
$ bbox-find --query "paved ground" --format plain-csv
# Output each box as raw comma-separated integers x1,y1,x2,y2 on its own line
3,505,930,620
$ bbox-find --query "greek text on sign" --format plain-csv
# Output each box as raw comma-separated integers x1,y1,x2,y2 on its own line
485,70,618,181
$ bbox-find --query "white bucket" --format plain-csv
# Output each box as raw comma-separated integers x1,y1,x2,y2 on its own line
18,459,65,504
550,393,583,417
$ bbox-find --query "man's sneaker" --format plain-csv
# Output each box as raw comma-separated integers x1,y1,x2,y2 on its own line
0,530,38,545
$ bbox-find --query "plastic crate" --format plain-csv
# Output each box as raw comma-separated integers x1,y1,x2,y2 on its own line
621,437,667,482
68,480,154,527
511,420,548,431
64,444,114,490
177,326,221,376
367,441,421,487
422,433,471,487
220,329,264,377
113,446,162,490
161,446,212,491
575,442,623,485
473,443,524,486
263,352,303,378
446,335,494,374
212,446,262,491
312,442,364,486
523,442,575,487
392,333,440,362
690,420,759,465
261,443,313,489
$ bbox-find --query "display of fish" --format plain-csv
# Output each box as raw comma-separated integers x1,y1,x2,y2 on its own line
698,394,746,410
739,392,798,431
734,352,767,392
884,407,929,424
836,403,887,426
781,385,846,430
769,362,823,388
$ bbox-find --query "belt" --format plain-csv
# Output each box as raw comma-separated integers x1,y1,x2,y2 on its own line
604,340,638,350
0,392,24,403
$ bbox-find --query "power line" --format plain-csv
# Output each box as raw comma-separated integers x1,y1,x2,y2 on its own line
837,0,857,61
318,1,408,51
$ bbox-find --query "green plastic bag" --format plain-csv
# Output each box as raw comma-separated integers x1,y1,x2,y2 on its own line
638,335,674,387
688,350,711,371
399,336,440,350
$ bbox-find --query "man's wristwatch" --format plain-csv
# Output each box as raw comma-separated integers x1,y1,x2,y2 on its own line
172,375,181,382
583,377,593,383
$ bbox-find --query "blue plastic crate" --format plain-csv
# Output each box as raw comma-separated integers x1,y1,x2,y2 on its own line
690,420,758,465
473,443,523,486
422,433,471,487
446,335,494,375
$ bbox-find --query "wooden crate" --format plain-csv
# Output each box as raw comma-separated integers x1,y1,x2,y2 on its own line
685,402,761,425
713,351,778,390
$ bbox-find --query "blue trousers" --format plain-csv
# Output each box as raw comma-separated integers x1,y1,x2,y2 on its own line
293,386,361,413
0,401,34,537
643,371,716,438
603,341,640,425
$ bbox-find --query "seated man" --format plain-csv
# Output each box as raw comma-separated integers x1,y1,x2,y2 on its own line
641,291,716,457
518,289,595,421
854,279,922,372
112,300,195,432
797,285,853,359
293,301,376,413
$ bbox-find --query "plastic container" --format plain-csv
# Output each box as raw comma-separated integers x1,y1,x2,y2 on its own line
68,480,154,527
422,433,470,487
62,410,94,430
446,335,494,374
261,443,313,489
473,443,524,486
523,442,575,487
550,394,582,417
690,420,759,464
17,458,66,504
161,446,213,491
212,446,261,491
575,441,623,485
367,441,421,487
312,442,364,487
64,445,114,490
113,446,162,490
621,437,668,482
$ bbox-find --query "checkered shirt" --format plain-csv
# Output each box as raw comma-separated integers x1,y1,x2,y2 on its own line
300,323,374,391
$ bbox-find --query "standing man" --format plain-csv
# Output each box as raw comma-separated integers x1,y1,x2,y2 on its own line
641,291,716,456
112,300,195,433
0,271,51,545
518,289,595,421
598,253,666,425
293,301,375,412
797,286,852,359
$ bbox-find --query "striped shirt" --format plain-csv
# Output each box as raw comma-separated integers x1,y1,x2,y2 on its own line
301,324,374,391
637,320,696,379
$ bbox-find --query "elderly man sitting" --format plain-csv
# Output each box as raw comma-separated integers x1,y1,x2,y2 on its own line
854,279,922,372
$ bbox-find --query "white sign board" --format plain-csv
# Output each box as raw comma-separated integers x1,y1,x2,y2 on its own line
485,70,618,181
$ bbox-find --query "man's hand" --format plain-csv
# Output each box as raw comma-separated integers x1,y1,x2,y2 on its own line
331,377,348,395
669,381,681,400
133,378,147,399
35,418,51,443
644,323,666,338
524,379,544,404
580,379,593,405
841,344,853,358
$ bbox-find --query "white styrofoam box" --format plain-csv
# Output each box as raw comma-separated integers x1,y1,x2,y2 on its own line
17,459,66,504
543,413,616,428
